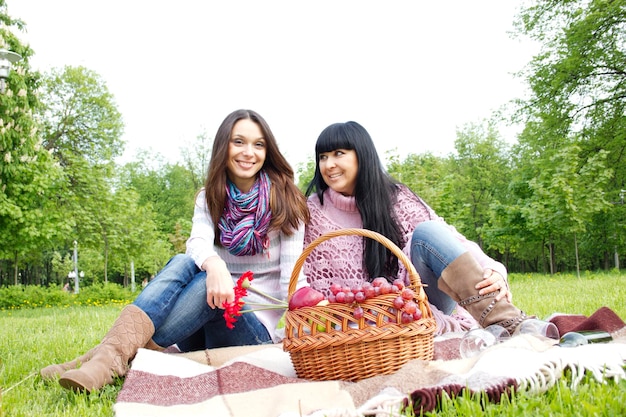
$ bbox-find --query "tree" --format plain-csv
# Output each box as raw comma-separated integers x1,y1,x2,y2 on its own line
296,157,315,192
513,0,626,270
39,66,124,166
35,66,130,282
386,149,449,212
0,4,66,284
520,143,612,274
442,122,511,248
118,154,196,238
180,130,212,191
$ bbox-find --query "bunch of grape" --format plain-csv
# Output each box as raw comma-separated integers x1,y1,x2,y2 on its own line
327,277,422,323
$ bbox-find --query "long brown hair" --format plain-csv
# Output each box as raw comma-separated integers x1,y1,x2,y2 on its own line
204,109,309,245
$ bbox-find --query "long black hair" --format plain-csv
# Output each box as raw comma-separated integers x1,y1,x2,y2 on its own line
306,121,403,280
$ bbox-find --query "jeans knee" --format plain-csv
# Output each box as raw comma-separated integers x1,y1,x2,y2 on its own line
412,221,445,243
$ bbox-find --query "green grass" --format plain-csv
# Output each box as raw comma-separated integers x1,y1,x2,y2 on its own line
1,272,625,416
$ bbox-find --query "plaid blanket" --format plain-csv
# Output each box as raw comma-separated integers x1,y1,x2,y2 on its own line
115,307,626,417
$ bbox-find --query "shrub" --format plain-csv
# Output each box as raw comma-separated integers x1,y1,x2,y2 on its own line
0,283,137,310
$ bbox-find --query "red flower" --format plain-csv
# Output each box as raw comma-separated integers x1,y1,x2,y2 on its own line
222,271,253,329
221,270,288,329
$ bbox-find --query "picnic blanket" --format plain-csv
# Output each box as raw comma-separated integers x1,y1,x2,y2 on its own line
114,307,626,417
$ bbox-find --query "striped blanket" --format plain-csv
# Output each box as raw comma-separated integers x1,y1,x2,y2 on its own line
115,308,626,417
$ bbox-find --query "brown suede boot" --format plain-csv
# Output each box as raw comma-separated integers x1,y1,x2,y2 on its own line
58,304,155,392
40,347,99,380
41,337,164,380
440,252,527,334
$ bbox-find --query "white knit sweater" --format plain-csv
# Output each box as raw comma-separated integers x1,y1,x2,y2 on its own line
186,189,306,342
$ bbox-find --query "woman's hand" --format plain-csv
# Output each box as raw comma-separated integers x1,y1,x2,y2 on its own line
475,268,512,302
202,256,235,309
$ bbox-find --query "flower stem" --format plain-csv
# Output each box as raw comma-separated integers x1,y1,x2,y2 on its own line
246,286,288,305
240,306,287,313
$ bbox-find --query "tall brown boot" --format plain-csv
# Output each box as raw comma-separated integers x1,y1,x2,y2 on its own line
440,252,528,334
41,338,164,380
58,304,155,392
40,347,99,380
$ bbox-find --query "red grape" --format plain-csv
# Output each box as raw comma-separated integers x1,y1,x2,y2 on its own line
353,306,364,319
354,291,366,303
401,287,415,300
393,296,405,310
403,300,417,314
335,291,346,303
392,278,405,290
401,312,414,324
372,277,387,287
329,283,342,295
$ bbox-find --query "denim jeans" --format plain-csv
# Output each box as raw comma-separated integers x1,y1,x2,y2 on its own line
133,254,271,349
176,307,271,352
410,220,467,315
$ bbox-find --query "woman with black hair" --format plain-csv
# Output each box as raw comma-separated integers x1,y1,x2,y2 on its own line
304,121,529,335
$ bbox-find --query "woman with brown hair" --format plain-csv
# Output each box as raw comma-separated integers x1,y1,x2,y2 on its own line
41,109,309,392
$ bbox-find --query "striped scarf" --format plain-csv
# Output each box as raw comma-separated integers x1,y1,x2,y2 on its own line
219,171,272,256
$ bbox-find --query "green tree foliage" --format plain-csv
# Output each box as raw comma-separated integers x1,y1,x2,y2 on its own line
6,0,626,287
442,122,511,249
118,152,196,239
40,66,124,165
512,0,625,271
296,157,316,193
386,149,448,211
0,4,66,285
180,129,212,191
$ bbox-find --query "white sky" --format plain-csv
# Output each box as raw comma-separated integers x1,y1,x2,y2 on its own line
8,0,536,168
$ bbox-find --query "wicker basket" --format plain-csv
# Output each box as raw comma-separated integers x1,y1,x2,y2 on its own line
283,228,436,381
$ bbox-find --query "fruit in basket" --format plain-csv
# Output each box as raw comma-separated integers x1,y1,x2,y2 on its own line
392,278,405,290
372,277,388,287
393,295,405,310
288,287,325,310
403,300,418,315
329,283,342,295
401,287,415,300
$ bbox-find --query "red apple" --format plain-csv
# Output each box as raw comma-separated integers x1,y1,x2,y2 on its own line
288,287,325,310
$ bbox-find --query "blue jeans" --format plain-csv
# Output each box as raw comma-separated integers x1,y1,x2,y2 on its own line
133,254,270,349
176,308,271,352
410,221,467,315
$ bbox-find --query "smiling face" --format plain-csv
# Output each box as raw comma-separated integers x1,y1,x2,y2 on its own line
318,148,358,196
226,118,266,192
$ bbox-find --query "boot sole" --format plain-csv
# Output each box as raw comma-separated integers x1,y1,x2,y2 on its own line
59,375,93,393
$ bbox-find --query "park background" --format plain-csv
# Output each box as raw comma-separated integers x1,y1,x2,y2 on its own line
1,0,626,290
1,2,626,416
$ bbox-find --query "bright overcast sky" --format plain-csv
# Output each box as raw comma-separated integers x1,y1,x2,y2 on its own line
8,0,536,168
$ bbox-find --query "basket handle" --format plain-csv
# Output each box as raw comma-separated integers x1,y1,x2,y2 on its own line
288,228,425,300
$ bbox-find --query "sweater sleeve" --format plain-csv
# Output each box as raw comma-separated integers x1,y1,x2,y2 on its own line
185,189,220,269
395,186,508,282
279,222,307,300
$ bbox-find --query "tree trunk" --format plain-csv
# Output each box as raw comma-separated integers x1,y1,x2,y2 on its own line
13,251,18,285
548,241,555,275
104,236,109,284
574,233,580,278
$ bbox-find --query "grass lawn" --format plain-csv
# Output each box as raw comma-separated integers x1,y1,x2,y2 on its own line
1,271,625,416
